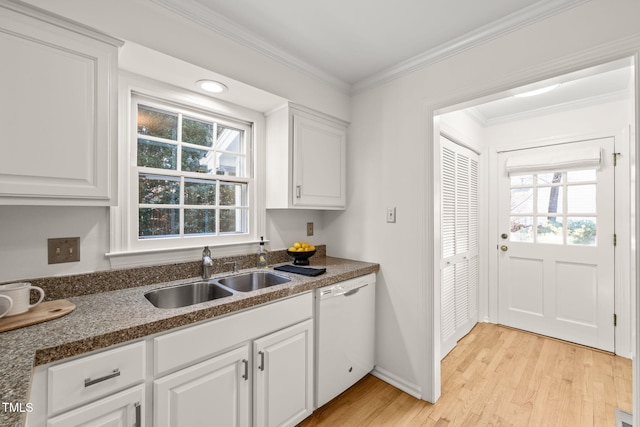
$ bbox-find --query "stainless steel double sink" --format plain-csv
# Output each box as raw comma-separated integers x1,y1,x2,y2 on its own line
144,271,291,309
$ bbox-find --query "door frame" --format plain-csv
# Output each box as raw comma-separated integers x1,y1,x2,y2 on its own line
491,133,629,355
422,45,639,416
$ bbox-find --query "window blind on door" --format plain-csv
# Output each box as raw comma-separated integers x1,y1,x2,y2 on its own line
505,146,601,174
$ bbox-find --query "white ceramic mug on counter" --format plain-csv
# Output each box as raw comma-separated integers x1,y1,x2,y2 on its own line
0,282,45,317
0,294,13,318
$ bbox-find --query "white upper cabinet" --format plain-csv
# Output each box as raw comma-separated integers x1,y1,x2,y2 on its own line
266,104,347,210
0,2,122,205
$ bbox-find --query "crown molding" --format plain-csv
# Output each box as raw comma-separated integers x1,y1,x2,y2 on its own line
149,0,351,92
150,0,590,94
352,0,591,93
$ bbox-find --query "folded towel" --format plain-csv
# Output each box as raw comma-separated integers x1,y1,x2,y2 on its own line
274,265,327,276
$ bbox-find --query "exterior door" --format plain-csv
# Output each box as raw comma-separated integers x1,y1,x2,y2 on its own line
498,138,615,352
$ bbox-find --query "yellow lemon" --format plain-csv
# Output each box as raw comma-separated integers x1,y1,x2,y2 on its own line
293,242,301,249
308,245,315,251
288,246,296,252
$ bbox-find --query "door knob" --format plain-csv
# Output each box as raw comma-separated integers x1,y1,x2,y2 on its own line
500,245,508,252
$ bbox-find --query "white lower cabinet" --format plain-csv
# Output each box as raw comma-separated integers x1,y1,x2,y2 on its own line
28,293,314,427
153,319,313,427
154,346,250,427
47,385,143,427
254,319,313,427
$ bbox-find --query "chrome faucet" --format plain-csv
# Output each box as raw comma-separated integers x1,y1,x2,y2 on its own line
224,260,238,274
202,246,213,279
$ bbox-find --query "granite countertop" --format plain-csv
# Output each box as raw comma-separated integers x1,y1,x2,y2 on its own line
0,256,379,426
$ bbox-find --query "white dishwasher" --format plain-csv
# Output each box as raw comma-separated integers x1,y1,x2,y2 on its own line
315,273,376,407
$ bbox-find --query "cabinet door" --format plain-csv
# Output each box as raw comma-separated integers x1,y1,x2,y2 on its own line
292,114,346,208
0,4,120,205
154,346,250,427
254,319,313,427
47,385,143,427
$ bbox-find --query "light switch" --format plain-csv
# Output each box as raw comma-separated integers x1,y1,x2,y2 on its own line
387,207,396,223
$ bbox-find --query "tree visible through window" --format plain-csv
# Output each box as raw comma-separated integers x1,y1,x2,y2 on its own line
510,170,597,245
134,100,251,240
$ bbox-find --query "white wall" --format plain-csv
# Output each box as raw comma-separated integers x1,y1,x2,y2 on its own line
266,210,325,251
324,0,640,400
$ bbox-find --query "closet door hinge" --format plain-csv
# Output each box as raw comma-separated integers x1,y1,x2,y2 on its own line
613,152,621,166
614,313,617,327
614,233,617,246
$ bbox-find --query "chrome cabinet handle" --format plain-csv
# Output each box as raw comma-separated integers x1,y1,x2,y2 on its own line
242,359,249,380
258,351,265,371
135,402,141,427
84,368,120,387
296,185,301,198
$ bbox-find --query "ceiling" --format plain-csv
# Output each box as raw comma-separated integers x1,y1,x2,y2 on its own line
465,58,635,124
137,0,633,122
151,0,588,91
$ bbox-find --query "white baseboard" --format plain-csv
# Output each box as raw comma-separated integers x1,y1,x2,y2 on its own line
371,366,422,400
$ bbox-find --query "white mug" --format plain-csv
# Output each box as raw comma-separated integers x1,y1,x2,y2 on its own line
0,295,13,318
0,282,45,317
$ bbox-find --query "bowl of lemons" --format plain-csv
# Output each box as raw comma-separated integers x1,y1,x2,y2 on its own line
286,242,316,265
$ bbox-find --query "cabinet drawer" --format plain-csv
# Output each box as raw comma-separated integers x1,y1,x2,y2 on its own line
47,341,145,416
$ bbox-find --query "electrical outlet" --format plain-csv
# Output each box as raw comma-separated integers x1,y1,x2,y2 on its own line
387,207,396,223
307,222,314,236
48,237,80,264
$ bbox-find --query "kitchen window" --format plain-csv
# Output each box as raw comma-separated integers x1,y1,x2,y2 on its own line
135,101,251,240
108,77,262,264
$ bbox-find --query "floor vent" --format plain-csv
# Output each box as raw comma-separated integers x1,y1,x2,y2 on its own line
616,408,632,427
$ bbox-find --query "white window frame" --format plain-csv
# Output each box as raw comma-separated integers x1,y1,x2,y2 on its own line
108,72,266,267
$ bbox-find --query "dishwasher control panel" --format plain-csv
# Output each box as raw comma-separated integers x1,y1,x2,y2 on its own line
318,273,375,298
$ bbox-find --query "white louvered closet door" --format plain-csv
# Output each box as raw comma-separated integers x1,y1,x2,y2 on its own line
440,136,479,359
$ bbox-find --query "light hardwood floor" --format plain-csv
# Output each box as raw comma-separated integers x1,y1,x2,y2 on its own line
299,323,632,426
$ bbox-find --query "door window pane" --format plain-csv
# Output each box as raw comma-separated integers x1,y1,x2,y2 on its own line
537,217,564,244
511,188,533,214
511,175,533,186
537,187,563,214
537,172,563,185
567,184,596,213
567,170,596,183
510,216,533,242
567,217,597,246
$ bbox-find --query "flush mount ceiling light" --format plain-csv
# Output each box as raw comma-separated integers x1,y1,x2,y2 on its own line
196,79,228,93
514,83,561,98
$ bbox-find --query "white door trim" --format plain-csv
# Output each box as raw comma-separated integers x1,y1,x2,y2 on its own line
423,40,639,413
